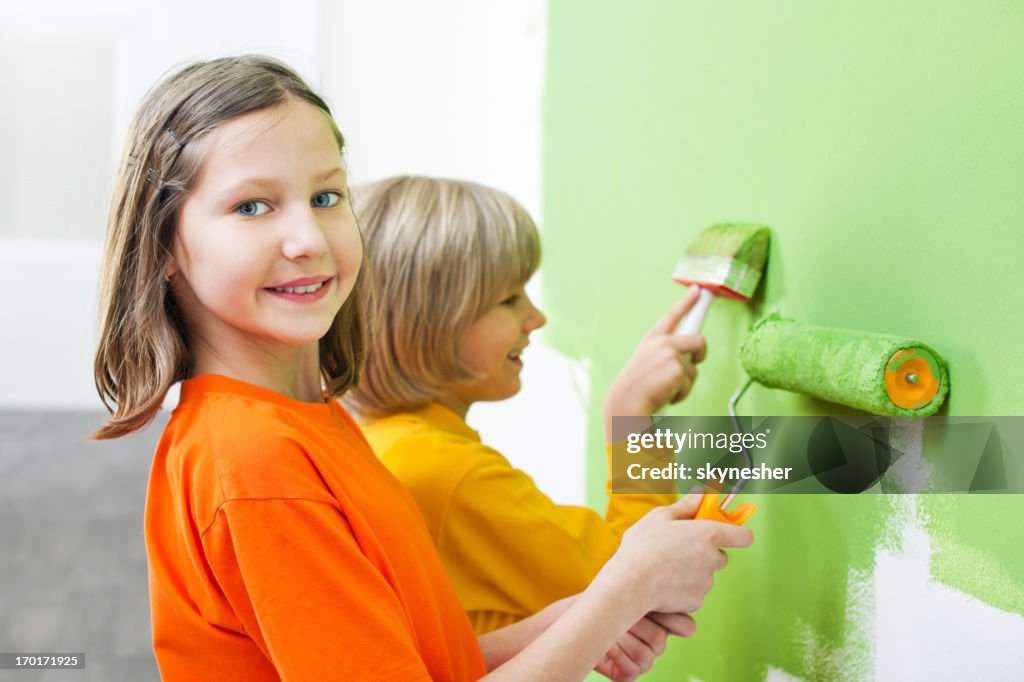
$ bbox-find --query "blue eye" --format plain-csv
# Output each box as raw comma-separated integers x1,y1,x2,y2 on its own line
312,191,342,208
237,200,270,217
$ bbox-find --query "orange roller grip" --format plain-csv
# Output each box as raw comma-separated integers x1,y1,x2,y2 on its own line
695,492,757,525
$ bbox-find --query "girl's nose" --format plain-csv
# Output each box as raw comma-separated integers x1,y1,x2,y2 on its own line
281,207,330,260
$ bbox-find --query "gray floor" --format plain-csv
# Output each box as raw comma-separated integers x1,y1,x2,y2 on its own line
1,411,167,682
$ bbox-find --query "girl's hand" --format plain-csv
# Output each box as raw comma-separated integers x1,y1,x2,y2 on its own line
476,494,748,681
594,612,696,681
604,288,707,427
594,493,754,616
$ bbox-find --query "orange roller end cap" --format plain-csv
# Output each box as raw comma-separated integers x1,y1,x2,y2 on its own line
885,348,940,410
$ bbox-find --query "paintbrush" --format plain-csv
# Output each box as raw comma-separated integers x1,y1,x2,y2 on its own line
672,223,771,335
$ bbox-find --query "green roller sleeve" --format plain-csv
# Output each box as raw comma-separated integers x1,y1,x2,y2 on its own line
740,314,949,416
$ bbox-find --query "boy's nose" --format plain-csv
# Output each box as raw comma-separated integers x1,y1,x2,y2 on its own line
525,299,546,332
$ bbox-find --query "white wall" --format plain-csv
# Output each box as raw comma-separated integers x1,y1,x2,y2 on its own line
0,0,325,407
0,0,585,504
318,0,586,503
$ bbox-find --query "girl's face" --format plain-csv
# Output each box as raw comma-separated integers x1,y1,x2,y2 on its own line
441,287,546,410
168,99,361,357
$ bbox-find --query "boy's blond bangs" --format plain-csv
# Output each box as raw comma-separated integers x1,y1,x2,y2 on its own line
347,176,540,418
93,56,365,439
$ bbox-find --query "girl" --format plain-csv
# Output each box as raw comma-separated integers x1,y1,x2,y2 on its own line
347,176,712,635
94,55,751,681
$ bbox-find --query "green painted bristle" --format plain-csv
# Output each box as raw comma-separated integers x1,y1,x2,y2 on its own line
685,223,771,271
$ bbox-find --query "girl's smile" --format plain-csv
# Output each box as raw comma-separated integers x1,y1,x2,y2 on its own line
264,275,335,302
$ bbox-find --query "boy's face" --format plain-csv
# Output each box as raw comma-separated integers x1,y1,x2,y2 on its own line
442,286,546,409
168,99,362,357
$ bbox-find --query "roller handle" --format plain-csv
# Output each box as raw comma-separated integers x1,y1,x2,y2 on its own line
674,286,715,336
695,491,757,525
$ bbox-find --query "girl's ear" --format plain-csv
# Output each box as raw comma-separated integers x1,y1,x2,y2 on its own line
164,257,178,279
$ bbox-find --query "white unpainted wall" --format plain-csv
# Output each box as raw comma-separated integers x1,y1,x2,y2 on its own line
0,0,586,506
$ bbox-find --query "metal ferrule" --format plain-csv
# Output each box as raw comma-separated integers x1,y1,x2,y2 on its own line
672,254,763,299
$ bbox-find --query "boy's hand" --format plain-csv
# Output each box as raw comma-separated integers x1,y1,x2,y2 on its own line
604,288,707,427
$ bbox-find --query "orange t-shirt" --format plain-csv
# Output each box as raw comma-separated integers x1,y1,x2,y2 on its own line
145,374,486,681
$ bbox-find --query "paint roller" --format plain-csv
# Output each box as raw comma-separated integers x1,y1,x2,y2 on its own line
739,313,949,416
703,317,949,521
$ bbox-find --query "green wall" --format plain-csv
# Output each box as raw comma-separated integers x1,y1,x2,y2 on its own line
543,1,1024,679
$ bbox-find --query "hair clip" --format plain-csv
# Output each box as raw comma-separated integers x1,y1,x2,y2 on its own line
145,168,162,190
165,127,185,150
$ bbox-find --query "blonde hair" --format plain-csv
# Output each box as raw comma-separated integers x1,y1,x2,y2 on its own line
94,55,365,439
345,176,540,417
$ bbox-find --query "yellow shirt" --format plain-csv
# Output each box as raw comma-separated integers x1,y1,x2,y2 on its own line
361,402,676,633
